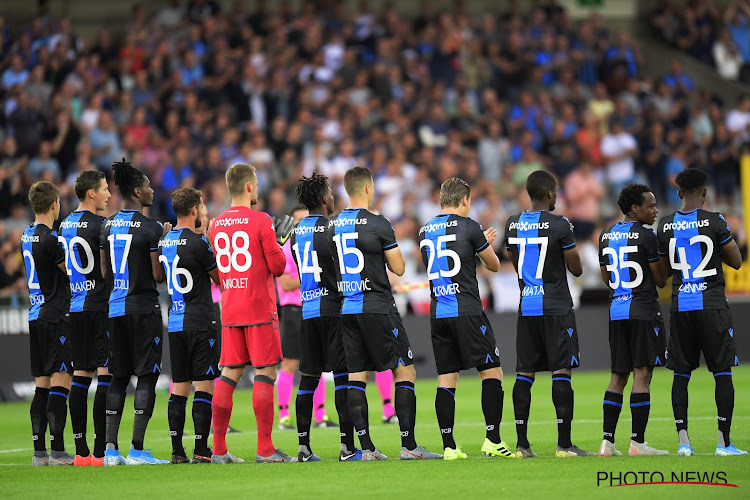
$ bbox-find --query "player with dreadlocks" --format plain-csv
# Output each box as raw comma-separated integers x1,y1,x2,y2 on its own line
290,172,360,461
100,158,171,465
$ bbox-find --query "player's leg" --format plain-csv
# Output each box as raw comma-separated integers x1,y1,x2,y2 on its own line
600,372,627,457
277,358,298,430
549,313,593,457
341,315,378,455
212,365,245,462
191,380,214,463
667,311,699,455
105,316,132,465
168,381,191,463
513,316,542,457
704,310,745,455
31,376,50,466
127,313,165,464
29,321,50,465
47,318,74,465
600,319,628,457
249,317,294,462
68,313,94,463
167,329,191,463
479,367,513,458
628,317,668,456
323,317,356,459
91,314,111,464
375,370,396,423
431,318,463,459
296,371,321,461
188,328,218,463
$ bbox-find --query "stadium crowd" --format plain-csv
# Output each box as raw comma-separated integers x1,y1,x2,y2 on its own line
0,0,747,305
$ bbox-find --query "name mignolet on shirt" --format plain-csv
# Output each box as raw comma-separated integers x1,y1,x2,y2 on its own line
419,219,458,235
601,231,640,241
222,277,248,289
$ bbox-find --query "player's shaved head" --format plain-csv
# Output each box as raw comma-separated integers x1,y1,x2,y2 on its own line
29,181,60,215
526,170,557,201
675,168,708,195
226,163,257,197
171,187,203,218
440,177,471,208
343,166,373,196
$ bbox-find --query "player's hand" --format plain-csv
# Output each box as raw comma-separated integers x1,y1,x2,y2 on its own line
273,215,294,246
484,227,497,245
205,218,214,239
162,222,172,235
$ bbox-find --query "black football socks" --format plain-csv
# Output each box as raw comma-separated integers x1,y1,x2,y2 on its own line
105,375,129,450
167,394,188,457
602,391,623,443
348,381,375,451
513,375,534,449
333,371,355,452
552,374,573,449
395,381,417,450
672,373,691,446
30,387,49,452
93,375,111,457
714,372,734,447
296,375,318,449
69,375,92,457
131,374,157,451
482,378,504,443
47,386,69,452
435,387,456,449
192,391,213,456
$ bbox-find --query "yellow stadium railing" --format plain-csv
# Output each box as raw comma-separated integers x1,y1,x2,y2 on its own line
725,151,750,293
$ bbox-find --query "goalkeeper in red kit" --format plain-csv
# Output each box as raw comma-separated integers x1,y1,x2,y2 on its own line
209,164,295,463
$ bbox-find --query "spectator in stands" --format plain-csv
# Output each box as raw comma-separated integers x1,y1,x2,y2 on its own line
601,118,638,196
714,28,745,80
1,54,29,91
564,160,605,240
27,140,61,182
88,111,122,171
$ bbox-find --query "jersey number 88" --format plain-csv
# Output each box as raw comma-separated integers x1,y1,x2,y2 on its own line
214,231,252,273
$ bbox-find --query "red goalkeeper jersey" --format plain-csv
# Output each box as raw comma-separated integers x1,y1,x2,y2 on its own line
211,205,286,326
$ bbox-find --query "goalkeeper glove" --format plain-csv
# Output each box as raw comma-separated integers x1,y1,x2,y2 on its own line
274,215,294,246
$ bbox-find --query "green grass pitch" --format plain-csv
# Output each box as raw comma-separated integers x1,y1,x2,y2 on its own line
1,366,748,499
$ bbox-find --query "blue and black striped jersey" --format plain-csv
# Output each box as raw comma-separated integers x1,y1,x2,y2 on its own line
22,223,70,322
504,211,576,316
657,209,733,312
159,228,217,333
291,214,341,319
598,221,660,320
328,208,398,315
99,209,163,318
59,210,107,313
419,214,489,319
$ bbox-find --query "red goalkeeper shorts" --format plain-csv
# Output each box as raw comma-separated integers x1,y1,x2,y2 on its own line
219,313,282,368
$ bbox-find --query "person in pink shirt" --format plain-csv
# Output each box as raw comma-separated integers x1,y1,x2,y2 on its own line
564,161,605,240
276,207,337,430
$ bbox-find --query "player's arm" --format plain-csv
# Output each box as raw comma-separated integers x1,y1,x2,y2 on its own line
721,239,742,270
198,236,221,285
644,229,666,287
563,248,583,277
278,240,300,290
100,249,108,279
151,224,166,283
716,214,742,269
503,218,519,274
52,234,67,274
475,225,499,272
650,261,667,287
384,247,405,276
379,215,404,276
278,274,300,291
208,267,220,285
560,218,582,276
262,216,287,277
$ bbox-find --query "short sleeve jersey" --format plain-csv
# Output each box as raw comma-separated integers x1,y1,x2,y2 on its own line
419,213,490,319
328,208,397,315
159,228,218,333
99,210,163,318
656,209,733,312
22,223,70,322
211,205,286,326
504,211,576,316
291,214,342,320
60,210,107,313
598,221,660,320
